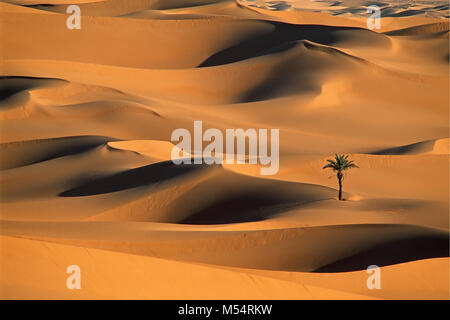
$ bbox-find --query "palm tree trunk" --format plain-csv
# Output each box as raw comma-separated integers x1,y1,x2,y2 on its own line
338,174,343,200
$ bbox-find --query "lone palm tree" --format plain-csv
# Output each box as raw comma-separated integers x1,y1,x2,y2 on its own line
323,154,358,201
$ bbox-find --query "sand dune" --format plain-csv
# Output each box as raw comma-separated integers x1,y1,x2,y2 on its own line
1,219,448,273
0,235,380,299
370,138,449,155
0,0,448,299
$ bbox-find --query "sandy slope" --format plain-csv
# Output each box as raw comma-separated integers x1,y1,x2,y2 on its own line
0,0,449,299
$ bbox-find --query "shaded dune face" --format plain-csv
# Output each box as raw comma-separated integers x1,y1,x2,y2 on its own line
0,0,449,299
0,76,57,101
59,161,211,197
199,22,392,67
0,135,117,170
314,228,449,272
0,77,65,111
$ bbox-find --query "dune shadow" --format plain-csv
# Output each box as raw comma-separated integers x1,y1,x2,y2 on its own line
59,160,210,197
180,192,302,224
177,176,336,224
314,233,449,272
387,10,426,17
368,139,435,155
198,22,388,67
0,136,117,170
238,45,323,102
0,76,63,103
266,2,291,11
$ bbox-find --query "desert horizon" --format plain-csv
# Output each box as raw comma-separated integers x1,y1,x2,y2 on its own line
0,0,449,300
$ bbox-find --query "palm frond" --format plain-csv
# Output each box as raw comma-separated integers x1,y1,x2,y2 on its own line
323,163,336,170
323,154,359,172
